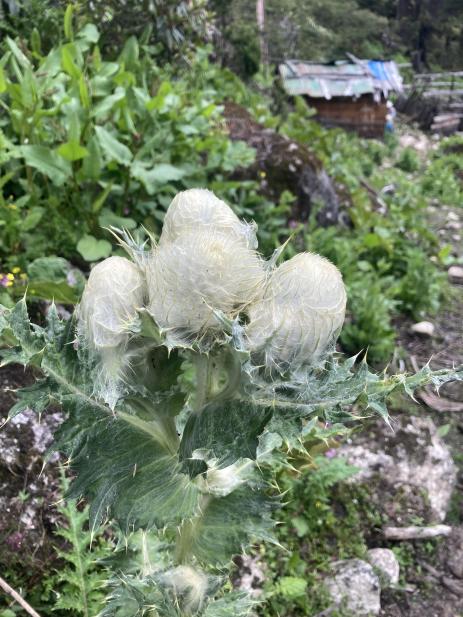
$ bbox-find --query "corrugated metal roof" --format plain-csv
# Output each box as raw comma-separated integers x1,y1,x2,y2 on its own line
279,58,403,100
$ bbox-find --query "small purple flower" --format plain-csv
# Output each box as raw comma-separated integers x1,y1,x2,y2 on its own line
325,448,337,459
0,275,9,287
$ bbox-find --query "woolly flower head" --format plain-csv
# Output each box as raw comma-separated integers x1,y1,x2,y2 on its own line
160,566,210,614
147,229,265,343
160,188,257,249
245,252,346,371
77,256,146,405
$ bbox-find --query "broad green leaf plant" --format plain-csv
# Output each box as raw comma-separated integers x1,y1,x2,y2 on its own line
1,189,461,616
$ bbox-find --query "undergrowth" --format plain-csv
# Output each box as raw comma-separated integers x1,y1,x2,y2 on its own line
257,456,384,616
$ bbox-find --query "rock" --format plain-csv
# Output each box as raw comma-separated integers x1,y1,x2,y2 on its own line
340,416,457,523
367,548,400,586
447,211,459,222
223,101,340,226
446,527,463,579
232,555,265,597
325,559,381,616
0,365,63,578
410,321,435,336
446,221,462,231
448,265,463,283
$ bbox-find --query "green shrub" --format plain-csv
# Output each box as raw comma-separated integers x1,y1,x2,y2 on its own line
0,15,260,271
395,147,420,173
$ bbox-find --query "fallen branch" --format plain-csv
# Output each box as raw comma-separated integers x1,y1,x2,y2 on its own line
409,355,463,412
383,525,452,541
417,389,463,413
0,575,42,617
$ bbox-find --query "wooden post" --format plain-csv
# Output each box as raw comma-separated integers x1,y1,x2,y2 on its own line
256,0,268,69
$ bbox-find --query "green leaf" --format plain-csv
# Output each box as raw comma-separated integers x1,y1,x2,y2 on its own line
6,37,31,69
77,24,100,44
57,140,89,162
81,136,102,180
79,74,90,109
64,413,199,533
61,44,81,79
27,281,80,304
180,400,273,477
437,423,451,437
92,87,126,118
181,487,277,566
92,184,114,213
0,298,45,367
22,207,44,231
30,28,42,55
101,574,182,617
28,256,70,281
19,145,72,186
203,594,255,617
292,515,310,537
8,379,52,418
95,126,133,166
54,478,109,617
64,3,74,40
276,576,307,599
98,208,137,231
76,234,112,262
130,162,185,194
119,36,139,70
0,66,7,93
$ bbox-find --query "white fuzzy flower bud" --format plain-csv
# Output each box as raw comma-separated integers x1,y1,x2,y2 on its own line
245,253,346,370
161,566,209,614
147,229,265,343
77,256,146,406
161,188,257,249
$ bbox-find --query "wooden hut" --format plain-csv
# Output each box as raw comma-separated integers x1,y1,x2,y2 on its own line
279,56,403,138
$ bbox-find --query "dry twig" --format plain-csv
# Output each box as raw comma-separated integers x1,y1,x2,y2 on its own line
0,575,42,617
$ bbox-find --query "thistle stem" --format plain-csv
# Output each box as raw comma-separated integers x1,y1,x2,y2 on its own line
193,353,213,412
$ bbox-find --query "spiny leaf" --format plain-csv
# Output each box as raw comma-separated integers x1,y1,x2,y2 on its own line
177,487,277,567
62,411,199,533
179,400,273,477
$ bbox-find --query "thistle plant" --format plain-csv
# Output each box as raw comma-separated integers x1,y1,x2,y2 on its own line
1,188,461,617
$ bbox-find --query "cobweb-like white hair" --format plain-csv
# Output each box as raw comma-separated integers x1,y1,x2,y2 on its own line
245,253,346,371
160,188,257,249
147,229,265,344
77,256,146,407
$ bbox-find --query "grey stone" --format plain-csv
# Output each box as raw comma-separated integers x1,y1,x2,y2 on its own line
447,527,463,579
340,416,456,522
410,321,435,336
367,548,400,586
234,555,265,598
325,559,381,616
448,265,463,282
